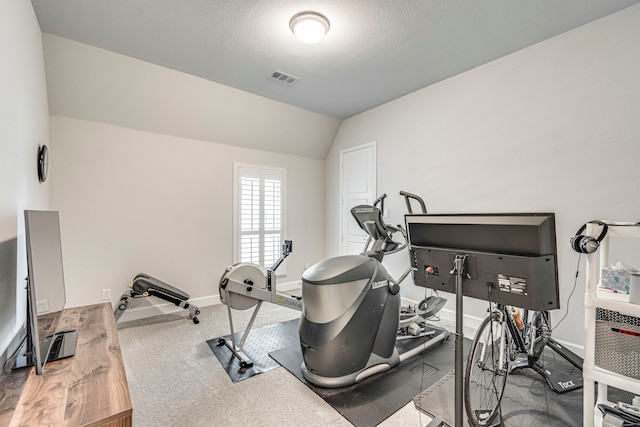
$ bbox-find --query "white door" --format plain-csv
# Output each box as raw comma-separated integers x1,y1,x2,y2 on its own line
341,142,376,255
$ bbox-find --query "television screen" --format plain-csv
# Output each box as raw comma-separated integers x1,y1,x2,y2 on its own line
405,213,560,311
12,210,76,374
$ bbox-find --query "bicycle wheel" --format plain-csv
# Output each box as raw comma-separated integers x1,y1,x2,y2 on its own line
464,314,510,426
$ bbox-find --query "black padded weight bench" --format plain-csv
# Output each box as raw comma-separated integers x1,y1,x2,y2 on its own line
113,273,200,324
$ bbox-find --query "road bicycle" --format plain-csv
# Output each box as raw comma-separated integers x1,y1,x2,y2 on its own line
464,303,583,426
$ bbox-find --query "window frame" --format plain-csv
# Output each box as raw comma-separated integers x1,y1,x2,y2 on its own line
232,162,287,276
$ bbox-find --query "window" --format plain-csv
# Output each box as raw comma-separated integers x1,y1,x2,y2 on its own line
233,163,286,272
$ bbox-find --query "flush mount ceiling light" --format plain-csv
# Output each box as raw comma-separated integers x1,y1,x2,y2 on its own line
289,11,330,44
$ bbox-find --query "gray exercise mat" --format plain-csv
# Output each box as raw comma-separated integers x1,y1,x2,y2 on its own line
414,347,583,426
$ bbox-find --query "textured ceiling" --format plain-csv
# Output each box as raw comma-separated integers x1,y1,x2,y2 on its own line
32,0,640,120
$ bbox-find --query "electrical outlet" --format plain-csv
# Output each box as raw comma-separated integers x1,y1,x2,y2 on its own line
102,288,111,301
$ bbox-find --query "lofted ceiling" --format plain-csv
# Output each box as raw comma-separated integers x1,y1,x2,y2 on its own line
31,0,640,121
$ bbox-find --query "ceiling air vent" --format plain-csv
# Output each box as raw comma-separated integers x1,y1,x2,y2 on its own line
270,70,299,85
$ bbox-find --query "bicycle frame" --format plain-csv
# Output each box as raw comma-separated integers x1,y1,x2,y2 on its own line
480,304,549,373
477,309,509,374
484,303,580,379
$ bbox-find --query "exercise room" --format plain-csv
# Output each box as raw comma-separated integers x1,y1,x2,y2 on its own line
2,1,640,426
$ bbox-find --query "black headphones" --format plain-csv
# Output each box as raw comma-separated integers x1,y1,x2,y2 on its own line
570,220,608,254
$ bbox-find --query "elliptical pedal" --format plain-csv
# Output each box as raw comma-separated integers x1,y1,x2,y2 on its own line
418,296,448,319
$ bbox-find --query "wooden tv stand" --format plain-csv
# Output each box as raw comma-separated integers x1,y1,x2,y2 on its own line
0,303,132,426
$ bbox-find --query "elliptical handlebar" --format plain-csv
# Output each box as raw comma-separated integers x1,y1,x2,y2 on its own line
381,224,408,255
349,191,433,296
373,193,387,210
351,196,407,257
351,191,427,258
399,191,427,214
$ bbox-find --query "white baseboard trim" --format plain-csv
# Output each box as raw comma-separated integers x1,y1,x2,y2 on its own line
401,297,584,355
435,308,484,340
116,287,584,357
115,280,302,323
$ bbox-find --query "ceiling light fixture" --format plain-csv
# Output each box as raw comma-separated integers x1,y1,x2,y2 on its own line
289,11,330,44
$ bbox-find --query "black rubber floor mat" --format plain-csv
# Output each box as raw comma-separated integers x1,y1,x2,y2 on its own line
207,318,299,383
270,329,452,427
414,346,584,426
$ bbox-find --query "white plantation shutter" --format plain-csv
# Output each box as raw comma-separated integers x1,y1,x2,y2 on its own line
240,174,260,264
234,164,285,271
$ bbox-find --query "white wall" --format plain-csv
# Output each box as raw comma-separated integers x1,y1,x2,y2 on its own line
325,5,640,351
49,116,325,314
0,0,51,356
42,33,329,318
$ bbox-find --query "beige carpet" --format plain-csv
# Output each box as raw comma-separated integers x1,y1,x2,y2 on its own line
116,302,434,426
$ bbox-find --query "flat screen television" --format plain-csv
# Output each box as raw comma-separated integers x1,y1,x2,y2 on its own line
405,213,559,311
11,210,76,374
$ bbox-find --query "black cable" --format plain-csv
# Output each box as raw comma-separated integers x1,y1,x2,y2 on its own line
2,333,27,371
553,254,582,331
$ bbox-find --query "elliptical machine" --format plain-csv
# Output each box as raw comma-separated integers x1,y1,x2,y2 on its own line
299,193,449,388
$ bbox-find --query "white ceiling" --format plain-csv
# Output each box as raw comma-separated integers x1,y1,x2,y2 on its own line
31,0,640,120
